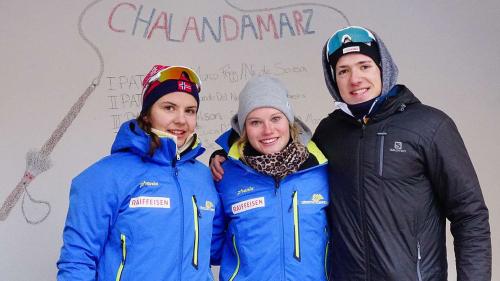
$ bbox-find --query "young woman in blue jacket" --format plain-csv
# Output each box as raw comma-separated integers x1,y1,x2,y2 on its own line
210,75,330,281
57,65,222,281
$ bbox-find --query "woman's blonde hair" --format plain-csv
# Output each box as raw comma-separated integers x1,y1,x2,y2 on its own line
236,122,300,159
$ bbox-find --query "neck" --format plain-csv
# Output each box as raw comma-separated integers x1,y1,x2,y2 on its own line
347,97,378,120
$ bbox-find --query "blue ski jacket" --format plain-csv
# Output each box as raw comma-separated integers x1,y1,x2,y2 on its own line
211,129,331,281
58,119,222,281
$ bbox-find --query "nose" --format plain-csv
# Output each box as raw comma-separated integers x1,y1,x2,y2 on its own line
349,68,362,85
173,111,187,124
262,121,273,135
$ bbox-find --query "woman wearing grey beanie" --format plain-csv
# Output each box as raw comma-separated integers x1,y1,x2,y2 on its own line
210,75,331,281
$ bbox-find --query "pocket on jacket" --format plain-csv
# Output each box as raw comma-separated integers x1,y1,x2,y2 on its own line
374,129,423,180
115,234,128,281
227,234,240,281
417,240,423,281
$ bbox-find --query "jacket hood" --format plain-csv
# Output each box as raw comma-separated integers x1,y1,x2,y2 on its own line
110,119,205,165
370,85,420,121
322,28,399,104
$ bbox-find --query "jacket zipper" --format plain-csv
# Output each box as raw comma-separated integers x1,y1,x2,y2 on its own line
191,195,201,269
377,132,387,176
115,234,127,281
229,235,240,281
276,179,286,281
359,123,371,281
417,241,423,281
291,191,301,261
324,234,330,281
173,164,184,281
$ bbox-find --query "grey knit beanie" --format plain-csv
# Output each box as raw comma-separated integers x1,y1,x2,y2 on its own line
236,75,294,133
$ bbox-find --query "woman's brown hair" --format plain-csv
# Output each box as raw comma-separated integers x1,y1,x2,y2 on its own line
137,110,161,156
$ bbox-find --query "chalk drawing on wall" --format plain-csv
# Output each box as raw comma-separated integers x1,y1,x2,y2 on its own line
223,0,351,25
0,0,105,224
0,0,350,224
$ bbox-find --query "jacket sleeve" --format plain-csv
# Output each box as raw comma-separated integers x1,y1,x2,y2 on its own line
57,167,120,281
210,192,227,265
425,117,491,281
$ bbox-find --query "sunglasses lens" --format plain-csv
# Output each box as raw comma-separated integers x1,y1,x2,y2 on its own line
157,66,201,91
327,26,375,56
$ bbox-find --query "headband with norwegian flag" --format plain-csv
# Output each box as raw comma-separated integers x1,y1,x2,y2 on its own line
141,65,201,113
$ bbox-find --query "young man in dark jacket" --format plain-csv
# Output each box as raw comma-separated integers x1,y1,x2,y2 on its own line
315,25,491,281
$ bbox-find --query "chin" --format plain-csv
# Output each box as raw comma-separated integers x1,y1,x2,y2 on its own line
262,147,281,155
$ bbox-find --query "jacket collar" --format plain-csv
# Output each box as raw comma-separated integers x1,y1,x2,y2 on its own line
331,85,420,124
111,119,205,165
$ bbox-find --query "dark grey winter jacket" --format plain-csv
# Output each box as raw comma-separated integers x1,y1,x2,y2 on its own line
317,26,490,280
313,85,491,281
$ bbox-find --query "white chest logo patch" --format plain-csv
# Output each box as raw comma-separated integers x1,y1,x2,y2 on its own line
231,197,265,214
129,196,170,208
389,141,407,153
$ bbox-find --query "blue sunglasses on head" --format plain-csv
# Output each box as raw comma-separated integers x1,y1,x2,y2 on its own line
326,26,376,57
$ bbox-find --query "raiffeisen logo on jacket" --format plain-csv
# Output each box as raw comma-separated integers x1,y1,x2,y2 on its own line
231,197,265,214
129,196,170,208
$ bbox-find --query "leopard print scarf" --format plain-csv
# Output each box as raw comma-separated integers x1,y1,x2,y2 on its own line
244,141,309,180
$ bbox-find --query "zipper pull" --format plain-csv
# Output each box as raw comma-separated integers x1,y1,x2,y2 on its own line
288,191,297,212
177,153,181,161
274,178,280,195
193,195,201,218
417,241,421,260
172,155,178,169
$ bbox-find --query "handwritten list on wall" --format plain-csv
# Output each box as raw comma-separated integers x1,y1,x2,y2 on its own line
103,1,326,153
105,60,317,152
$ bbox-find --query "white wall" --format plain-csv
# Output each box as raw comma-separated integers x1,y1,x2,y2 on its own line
0,0,498,280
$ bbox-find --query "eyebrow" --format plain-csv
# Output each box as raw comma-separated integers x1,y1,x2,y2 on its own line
357,60,374,65
247,113,284,120
246,117,261,121
337,60,374,69
158,101,197,108
159,101,176,106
